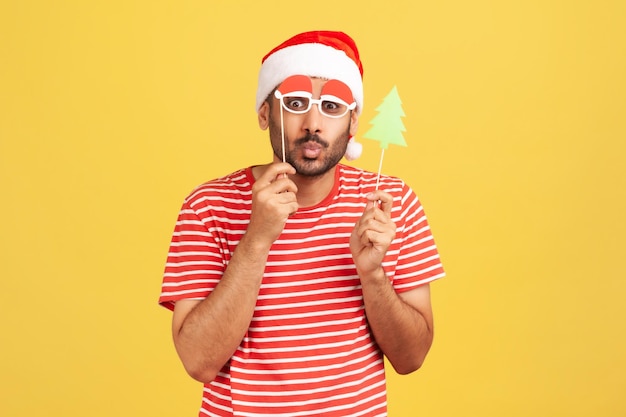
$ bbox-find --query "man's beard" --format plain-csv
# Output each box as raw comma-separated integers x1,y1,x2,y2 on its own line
268,117,351,177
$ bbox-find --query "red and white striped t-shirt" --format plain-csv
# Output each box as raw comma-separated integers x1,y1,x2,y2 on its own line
159,164,445,417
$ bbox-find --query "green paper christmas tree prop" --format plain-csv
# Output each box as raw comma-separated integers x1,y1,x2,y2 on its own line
362,86,408,189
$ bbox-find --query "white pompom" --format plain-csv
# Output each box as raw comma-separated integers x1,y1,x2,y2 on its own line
344,138,363,161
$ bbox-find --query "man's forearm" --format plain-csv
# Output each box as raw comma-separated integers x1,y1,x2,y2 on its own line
174,233,271,382
360,268,434,374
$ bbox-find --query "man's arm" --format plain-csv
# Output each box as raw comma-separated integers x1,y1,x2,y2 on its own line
360,272,434,374
171,163,298,383
350,191,435,374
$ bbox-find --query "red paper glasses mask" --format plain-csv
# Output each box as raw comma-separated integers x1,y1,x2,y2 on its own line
274,75,357,118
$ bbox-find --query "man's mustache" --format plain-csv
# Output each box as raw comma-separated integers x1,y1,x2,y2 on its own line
295,134,329,148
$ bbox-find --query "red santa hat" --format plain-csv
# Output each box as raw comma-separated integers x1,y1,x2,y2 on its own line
256,30,364,160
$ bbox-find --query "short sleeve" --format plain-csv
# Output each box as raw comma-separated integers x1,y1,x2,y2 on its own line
158,198,226,311
390,185,445,292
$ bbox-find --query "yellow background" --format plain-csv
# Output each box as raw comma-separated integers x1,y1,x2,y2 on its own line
1,1,625,416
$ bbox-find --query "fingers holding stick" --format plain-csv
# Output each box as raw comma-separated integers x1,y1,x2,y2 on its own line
365,190,393,215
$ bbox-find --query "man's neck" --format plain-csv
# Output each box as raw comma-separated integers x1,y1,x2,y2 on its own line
290,166,337,208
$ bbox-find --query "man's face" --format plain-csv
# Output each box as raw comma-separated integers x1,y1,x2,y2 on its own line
267,77,358,177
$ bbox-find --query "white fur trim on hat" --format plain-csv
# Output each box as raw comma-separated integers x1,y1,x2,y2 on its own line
344,137,363,161
256,43,364,115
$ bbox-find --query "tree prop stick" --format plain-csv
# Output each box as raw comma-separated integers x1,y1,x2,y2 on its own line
362,86,408,190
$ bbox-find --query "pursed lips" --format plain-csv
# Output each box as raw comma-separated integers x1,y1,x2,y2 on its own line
301,141,323,158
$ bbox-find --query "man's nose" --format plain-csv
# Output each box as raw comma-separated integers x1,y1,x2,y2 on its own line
303,102,323,133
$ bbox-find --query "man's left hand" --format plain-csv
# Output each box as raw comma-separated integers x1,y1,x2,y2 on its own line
350,190,396,278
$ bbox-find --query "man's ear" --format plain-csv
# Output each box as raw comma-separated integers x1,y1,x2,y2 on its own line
258,101,270,130
349,111,359,137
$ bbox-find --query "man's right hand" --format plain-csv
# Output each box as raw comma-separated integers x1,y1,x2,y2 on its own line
248,162,298,245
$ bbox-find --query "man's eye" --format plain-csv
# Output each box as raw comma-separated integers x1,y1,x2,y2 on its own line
322,101,345,115
322,101,339,110
286,98,308,110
